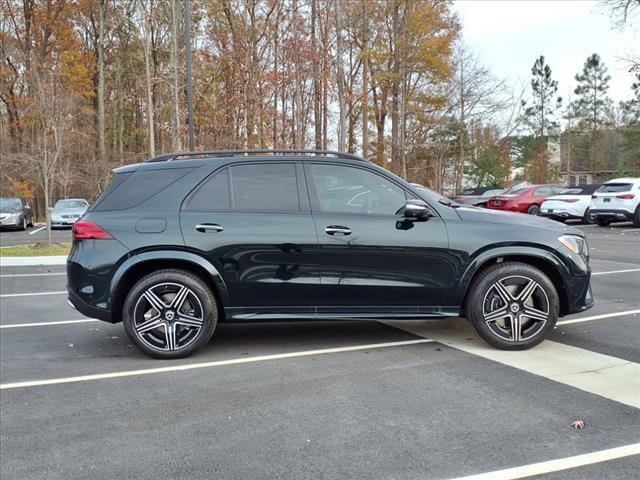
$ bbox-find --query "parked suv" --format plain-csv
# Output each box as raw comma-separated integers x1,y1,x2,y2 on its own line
590,178,640,227
67,150,593,359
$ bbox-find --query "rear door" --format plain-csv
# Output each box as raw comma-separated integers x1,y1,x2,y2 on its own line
304,162,454,313
180,161,320,311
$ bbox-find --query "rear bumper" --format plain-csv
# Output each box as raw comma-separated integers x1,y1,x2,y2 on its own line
67,288,113,323
540,211,582,221
591,209,633,221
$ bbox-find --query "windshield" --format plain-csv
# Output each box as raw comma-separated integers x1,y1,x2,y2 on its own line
54,200,88,210
413,185,451,203
0,198,21,209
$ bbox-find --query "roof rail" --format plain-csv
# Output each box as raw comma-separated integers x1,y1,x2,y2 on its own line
144,149,366,163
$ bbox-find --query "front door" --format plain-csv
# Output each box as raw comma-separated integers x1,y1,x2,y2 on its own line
180,162,320,313
305,163,454,314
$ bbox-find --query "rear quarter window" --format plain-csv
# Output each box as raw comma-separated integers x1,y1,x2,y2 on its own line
92,167,193,211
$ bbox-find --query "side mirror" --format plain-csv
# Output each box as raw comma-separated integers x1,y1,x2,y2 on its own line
396,199,431,221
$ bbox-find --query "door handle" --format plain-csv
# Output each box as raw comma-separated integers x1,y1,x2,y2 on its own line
195,223,224,233
325,225,352,236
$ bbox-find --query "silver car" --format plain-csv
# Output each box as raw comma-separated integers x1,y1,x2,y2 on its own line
51,198,90,228
0,197,33,230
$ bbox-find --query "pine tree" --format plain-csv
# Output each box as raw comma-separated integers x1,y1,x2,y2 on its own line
571,53,613,178
524,56,561,140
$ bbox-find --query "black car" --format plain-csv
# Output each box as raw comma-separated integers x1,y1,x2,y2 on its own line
67,150,593,359
0,197,34,230
452,186,506,207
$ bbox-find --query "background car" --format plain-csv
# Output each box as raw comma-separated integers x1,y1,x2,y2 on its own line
539,184,601,224
590,178,640,227
0,197,33,230
452,186,506,207
51,198,90,228
486,184,566,215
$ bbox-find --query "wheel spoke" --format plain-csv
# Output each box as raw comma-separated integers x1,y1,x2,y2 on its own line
164,322,177,351
484,307,509,323
522,306,548,322
493,280,514,303
175,313,203,328
517,279,539,303
510,314,521,342
143,289,166,313
169,286,190,312
136,315,163,334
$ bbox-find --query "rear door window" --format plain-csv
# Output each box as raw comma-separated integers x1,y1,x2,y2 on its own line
184,163,300,212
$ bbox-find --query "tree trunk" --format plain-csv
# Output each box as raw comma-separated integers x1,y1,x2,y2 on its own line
361,2,369,158
97,0,106,163
143,14,155,157
390,0,400,170
312,0,322,150
334,0,346,152
170,0,182,151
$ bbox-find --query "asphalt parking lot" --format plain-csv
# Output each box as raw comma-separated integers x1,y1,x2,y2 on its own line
0,225,72,247
1,223,639,479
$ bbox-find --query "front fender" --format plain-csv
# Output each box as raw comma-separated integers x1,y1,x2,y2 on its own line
451,245,574,307
109,249,231,309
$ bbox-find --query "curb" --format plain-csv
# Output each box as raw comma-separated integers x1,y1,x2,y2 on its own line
0,256,67,267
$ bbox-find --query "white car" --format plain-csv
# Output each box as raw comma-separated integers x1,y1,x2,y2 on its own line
590,177,640,227
540,184,601,224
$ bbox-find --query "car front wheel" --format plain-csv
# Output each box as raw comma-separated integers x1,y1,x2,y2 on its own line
123,269,218,359
465,262,559,350
596,218,611,227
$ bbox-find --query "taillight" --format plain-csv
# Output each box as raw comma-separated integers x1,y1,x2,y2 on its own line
559,198,579,203
591,195,597,199
616,194,635,200
72,221,112,240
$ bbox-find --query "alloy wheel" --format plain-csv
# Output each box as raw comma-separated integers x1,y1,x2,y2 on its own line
133,282,204,352
481,275,550,342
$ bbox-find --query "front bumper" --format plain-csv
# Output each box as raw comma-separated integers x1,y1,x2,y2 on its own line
591,209,634,222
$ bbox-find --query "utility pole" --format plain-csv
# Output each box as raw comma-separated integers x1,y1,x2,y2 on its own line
184,0,195,150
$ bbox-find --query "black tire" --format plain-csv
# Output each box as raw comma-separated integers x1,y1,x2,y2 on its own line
19,216,27,231
596,217,611,227
465,262,559,350
123,269,218,359
633,206,640,228
527,204,540,215
582,208,595,225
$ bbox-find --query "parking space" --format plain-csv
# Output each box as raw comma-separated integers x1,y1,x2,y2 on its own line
1,225,638,479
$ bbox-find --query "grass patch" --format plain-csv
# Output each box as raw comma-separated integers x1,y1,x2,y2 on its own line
0,243,71,257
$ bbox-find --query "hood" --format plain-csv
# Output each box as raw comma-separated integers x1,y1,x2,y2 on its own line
456,206,582,235
52,208,87,216
0,207,21,214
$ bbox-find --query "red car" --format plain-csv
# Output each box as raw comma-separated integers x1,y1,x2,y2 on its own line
486,184,566,215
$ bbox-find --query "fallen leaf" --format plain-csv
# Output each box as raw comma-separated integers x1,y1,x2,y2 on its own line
571,420,585,429
67,343,75,348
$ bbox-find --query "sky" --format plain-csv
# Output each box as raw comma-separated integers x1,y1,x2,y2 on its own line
453,0,638,106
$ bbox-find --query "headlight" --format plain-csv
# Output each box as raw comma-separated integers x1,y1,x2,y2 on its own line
557,234,589,259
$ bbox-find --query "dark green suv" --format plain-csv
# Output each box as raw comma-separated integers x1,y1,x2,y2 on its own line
67,150,593,358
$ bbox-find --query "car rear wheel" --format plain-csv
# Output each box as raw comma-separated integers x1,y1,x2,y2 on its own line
582,208,595,224
633,206,640,228
526,204,540,215
465,262,559,350
596,217,611,227
123,269,218,359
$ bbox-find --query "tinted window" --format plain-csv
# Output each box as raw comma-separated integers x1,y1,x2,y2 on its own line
597,183,632,193
93,168,192,211
559,185,600,196
230,163,299,212
184,168,231,210
504,187,528,195
533,187,552,197
308,164,406,215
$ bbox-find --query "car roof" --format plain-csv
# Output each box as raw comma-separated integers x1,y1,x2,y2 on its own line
115,150,369,174
604,177,640,184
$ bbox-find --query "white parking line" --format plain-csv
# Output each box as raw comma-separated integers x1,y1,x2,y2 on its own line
0,338,434,390
385,319,640,408
0,319,99,329
450,442,640,480
0,272,66,278
0,291,66,298
557,309,640,326
592,268,640,276
28,226,46,235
